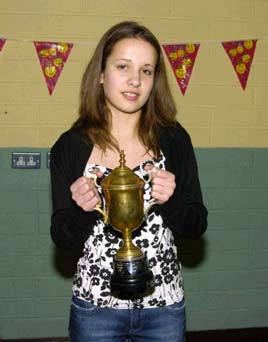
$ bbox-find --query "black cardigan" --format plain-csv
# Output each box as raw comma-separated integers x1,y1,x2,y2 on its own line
50,123,208,249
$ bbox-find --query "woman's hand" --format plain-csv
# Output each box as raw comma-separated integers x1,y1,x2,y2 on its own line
70,176,101,211
151,169,176,204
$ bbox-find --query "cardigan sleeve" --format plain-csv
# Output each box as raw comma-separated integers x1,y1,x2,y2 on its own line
156,125,208,239
50,131,99,249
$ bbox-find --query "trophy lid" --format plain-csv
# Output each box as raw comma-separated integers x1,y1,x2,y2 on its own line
101,150,144,190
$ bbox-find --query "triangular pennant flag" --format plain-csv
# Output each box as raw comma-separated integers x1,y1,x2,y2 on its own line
162,43,200,95
222,39,257,90
34,41,73,95
0,39,6,52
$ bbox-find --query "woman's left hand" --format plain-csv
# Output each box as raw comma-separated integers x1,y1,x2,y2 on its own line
151,169,176,204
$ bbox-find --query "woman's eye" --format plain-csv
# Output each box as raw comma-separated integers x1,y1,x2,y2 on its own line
143,69,153,76
117,64,127,70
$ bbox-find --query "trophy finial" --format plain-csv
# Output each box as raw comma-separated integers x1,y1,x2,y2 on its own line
119,150,126,167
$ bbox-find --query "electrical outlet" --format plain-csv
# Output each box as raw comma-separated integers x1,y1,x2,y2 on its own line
46,152,51,168
12,152,41,169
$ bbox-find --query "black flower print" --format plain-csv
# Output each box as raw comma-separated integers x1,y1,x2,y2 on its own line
97,298,104,306
148,298,158,306
164,273,173,284
152,211,161,219
162,266,170,275
132,298,144,309
106,248,117,258
149,223,160,235
141,160,155,182
133,303,144,309
97,298,109,306
100,269,111,281
95,233,104,242
73,290,80,297
156,253,163,263
83,293,94,302
100,280,110,291
136,239,149,249
105,230,120,245
89,264,100,276
148,214,155,223
75,276,82,288
92,238,99,246
100,291,110,297
170,262,179,274
91,277,100,286
157,299,167,307
148,257,157,268
81,288,90,299
154,274,163,287
163,248,176,264
83,248,93,258
151,236,160,248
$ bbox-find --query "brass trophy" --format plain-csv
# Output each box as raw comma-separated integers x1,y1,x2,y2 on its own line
90,151,155,298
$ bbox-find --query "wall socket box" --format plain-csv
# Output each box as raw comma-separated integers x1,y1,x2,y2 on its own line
46,152,51,168
12,152,41,169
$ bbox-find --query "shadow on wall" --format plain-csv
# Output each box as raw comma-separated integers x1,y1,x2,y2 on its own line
52,247,83,278
177,236,207,268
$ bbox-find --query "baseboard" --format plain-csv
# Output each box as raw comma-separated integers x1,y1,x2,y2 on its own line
2,327,268,342
187,327,268,342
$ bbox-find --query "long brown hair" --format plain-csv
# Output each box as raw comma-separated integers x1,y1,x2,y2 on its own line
72,21,177,157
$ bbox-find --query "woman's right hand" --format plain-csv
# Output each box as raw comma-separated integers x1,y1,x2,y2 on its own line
70,176,101,212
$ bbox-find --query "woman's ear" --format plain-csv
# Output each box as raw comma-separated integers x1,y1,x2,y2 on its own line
100,73,104,84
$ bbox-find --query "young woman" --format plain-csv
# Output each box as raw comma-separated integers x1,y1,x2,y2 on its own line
50,21,208,342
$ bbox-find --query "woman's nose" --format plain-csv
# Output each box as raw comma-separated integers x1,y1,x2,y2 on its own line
127,71,141,87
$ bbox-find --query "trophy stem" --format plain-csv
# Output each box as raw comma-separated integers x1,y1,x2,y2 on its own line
115,228,143,260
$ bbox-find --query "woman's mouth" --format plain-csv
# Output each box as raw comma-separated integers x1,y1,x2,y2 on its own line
122,92,139,101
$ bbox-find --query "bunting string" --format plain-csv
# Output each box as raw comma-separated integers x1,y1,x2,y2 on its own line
2,35,268,45
0,34,267,95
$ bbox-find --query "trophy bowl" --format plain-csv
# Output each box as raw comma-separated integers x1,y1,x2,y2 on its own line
91,151,155,299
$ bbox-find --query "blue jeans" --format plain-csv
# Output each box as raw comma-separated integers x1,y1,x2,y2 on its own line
69,295,185,342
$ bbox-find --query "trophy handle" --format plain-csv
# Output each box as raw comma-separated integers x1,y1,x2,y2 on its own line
94,204,109,224
86,173,109,224
86,172,100,188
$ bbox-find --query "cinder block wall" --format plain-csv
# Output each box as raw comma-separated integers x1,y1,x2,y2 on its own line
0,0,268,339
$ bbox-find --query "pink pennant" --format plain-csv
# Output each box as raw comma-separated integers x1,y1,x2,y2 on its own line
0,39,6,52
34,41,73,95
162,43,200,95
222,39,257,90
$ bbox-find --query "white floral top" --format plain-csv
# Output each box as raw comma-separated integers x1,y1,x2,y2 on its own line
72,153,184,309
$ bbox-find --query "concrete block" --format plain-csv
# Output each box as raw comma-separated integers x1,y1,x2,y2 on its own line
35,297,70,317
36,276,72,297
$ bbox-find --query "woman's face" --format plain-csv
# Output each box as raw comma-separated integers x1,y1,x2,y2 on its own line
100,38,157,118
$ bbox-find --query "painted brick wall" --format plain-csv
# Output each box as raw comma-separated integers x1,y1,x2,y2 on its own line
0,148,268,339
183,148,268,330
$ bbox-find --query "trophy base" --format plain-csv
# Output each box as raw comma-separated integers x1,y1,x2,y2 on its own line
110,254,155,299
